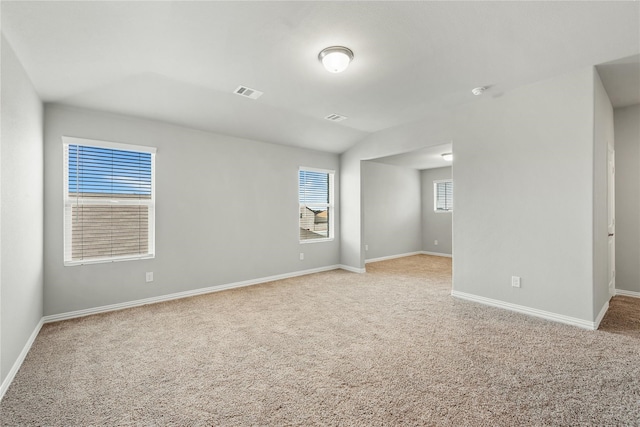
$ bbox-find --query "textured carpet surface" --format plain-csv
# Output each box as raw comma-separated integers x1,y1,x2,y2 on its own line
1,255,639,426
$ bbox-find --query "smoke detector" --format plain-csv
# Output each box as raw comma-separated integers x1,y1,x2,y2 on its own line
471,86,486,96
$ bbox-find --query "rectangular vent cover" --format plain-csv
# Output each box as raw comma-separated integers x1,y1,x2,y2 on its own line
234,85,263,100
324,113,347,122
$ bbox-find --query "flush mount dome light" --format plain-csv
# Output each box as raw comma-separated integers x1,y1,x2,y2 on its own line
442,153,453,161
318,46,354,73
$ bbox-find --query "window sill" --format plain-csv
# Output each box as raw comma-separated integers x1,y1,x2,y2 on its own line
299,238,334,244
64,254,154,267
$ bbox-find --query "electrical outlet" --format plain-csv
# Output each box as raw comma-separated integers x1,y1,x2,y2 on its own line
365,245,369,251
434,240,438,246
299,253,304,261
511,276,521,288
146,272,154,283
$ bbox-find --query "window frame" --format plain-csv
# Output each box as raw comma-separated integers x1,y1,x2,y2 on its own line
62,136,157,266
298,167,335,244
433,179,453,213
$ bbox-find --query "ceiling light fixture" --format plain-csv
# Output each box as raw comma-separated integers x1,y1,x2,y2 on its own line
471,86,486,96
318,46,354,73
442,153,453,161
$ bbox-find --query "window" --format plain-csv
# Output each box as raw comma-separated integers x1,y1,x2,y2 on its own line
434,179,453,212
63,137,156,265
299,168,334,242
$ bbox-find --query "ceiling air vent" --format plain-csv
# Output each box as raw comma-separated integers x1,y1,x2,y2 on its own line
234,85,263,100
324,113,347,122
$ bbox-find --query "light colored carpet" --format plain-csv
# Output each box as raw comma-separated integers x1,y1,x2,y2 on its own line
1,255,639,426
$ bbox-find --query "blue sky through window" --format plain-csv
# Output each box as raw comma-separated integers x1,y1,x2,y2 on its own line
68,145,152,195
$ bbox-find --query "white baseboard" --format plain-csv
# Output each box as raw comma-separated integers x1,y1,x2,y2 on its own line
421,251,452,258
339,264,366,274
594,300,609,330
0,318,44,401
43,265,342,323
615,289,640,298
451,290,599,330
365,251,423,264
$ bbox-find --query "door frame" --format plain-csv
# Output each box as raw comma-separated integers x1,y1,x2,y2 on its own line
608,143,616,296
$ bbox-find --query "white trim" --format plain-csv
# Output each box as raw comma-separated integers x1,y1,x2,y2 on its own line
365,251,423,264
43,265,341,323
62,136,156,153
1,319,44,401
298,166,334,175
300,238,334,245
150,150,156,257
594,301,610,330
65,253,154,267
421,251,453,258
451,290,599,330
338,264,366,274
615,289,640,298
364,251,452,263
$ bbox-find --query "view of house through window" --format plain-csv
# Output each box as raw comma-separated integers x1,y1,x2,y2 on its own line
63,137,156,265
434,179,453,212
299,168,334,241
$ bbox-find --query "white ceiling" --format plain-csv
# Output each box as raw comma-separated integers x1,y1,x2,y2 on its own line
596,55,640,108
368,143,453,171
2,1,639,154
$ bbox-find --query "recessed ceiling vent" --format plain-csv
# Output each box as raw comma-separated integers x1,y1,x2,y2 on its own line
324,113,347,122
234,85,263,100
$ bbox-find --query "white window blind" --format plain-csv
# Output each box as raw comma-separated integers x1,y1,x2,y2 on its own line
434,179,453,212
63,137,156,265
299,168,334,242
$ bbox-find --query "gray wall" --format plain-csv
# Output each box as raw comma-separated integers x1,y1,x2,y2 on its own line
342,66,605,323
340,112,454,270
362,161,421,260
452,67,596,321
593,70,614,314
421,167,452,255
361,163,454,259
1,36,44,385
614,104,640,294
44,104,340,316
